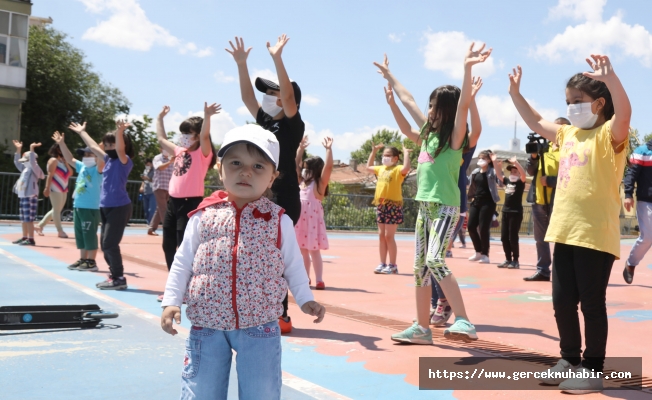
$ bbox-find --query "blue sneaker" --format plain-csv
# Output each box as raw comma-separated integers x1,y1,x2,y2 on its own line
444,317,478,342
391,322,433,345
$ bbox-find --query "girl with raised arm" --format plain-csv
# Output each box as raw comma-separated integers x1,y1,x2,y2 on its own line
374,43,492,344
508,55,631,394
69,120,134,290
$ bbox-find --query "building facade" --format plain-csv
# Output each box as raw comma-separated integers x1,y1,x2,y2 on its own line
0,0,31,149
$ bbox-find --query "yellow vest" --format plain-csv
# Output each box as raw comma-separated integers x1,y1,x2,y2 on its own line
535,149,560,205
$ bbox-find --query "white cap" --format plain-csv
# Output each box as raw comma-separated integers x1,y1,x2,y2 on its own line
18,151,29,162
218,124,280,166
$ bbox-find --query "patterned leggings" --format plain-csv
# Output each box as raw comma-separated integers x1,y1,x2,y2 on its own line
414,201,460,287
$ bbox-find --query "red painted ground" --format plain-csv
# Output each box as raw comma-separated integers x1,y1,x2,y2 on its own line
6,223,651,399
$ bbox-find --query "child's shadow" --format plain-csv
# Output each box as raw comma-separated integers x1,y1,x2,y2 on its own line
289,328,385,352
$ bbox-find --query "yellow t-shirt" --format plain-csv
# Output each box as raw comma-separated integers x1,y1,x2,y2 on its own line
535,149,560,205
545,122,627,258
373,165,405,206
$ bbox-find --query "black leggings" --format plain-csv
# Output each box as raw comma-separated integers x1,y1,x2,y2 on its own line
501,212,523,262
467,200,496,256
552,243,614,372
100,203,132,277
163,196,203,270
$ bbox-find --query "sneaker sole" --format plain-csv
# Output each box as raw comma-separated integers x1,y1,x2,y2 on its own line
78,267,99,272
391,337,433,345
432,315,453,327
98,285,127,290
560,389,602,395
443,331,478,342
67,265,82,270
373,270,384,274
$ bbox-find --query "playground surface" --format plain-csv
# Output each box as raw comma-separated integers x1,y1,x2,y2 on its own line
1,221,651,399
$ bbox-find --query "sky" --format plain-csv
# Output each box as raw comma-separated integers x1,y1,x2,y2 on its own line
30,0,652,161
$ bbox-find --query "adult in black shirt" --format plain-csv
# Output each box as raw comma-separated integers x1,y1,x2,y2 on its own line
494,157,526,268
227,34,304,334
467,150,501,263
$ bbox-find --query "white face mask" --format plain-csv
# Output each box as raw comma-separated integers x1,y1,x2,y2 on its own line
301,169,311,180
179,134,197,149
262,94,283,117
509,175,519,182
82,157,96,168
567,101,598,129
477,159,488,167
382,156,394,166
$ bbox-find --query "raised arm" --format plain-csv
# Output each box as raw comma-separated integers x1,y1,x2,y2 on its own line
114,120,130,165
468,77,483,148
401,148,412,176
12,140,23,171
582,54,631,151
366,143,384,173
451,43,492,151
384,84,421,144
508,66,560,142
296,136,309,182
226,37,260,118
200,102,221,158
28,143,45,179
267,34,297,118
491,154,505,183
52,132,76,170
374,54,426,127
509,156,527,182
156,106,177,155
320,137,334,189
69,122,105,159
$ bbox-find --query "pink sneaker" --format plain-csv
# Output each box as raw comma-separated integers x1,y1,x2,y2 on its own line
157,294,164,302
430,300,453,326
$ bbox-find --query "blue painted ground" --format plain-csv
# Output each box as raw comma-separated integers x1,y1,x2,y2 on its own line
0,227,455,400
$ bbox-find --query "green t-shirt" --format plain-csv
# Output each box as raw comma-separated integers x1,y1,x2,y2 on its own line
415,128,463,206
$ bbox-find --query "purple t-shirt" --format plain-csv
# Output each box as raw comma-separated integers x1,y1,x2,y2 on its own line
100,155,133,208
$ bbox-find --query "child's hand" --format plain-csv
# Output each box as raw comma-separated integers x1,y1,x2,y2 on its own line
508,156,517,164
373,143,385,151
204,102,222,117
161,306,182,335
300,136,310,149
267,34,289,59
301,301,325,323
116,120,131,133
384,84,395,104
322,137,333,150
69,121,87,134
464,42,492,67
403,147,413,154
508,66,523,96
52,131,64,144
12,140,22,151
30,142,42,151
225,37,252,65
158,106,170,120
471,76,483,98
490,153,498,163
373,53,391,80
583,54,614,83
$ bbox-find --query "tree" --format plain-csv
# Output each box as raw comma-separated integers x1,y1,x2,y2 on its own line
19,26,130,167
349,129,418,167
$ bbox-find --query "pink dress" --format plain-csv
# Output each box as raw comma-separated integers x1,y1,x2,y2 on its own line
294,181,329,250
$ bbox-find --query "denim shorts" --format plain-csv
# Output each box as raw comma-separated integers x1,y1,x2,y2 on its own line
181,319,282,400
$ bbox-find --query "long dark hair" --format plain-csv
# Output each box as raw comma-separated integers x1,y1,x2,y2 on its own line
478,150,494,168
48,143,63,158
384,146,401,163
178,116,217,169
422,85,469,158
566,73,614,120
303,156,329,196
102,131,135,159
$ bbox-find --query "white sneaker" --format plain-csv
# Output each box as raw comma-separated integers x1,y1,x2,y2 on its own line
559,367,604,394
374,264,386,274
468,252,482,261
478,255,490,264
381,264,398,274
539,359,580,385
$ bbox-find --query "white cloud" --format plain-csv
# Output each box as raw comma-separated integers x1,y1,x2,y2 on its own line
475,95,559,128
533,0,652,67
548,0,607,22
388,33,404,43
236,106,250,116
78,0,212,57
214,70,235,83
420,30,497,79
302,122,398,160
302,95,321,106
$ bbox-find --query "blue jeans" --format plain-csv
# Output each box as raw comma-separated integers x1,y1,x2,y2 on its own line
181,319,282,400
143,193,156,224
627,200,652,267
532,203,552,277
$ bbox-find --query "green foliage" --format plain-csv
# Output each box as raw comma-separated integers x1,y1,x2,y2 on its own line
349,129,418,167
643,132,652,144
20,26,130,168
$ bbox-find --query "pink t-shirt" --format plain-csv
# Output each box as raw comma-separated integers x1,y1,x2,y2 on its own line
168,145,212,198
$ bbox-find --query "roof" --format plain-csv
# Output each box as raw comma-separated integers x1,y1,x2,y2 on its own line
329,163,376,186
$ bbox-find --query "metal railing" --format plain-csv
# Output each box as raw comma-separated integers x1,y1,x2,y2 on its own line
0,172,219,224
0,172,639,235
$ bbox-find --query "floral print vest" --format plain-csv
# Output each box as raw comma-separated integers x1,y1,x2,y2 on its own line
185,196,287,330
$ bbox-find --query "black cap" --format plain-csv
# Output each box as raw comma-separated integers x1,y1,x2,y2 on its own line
254,77,302,108
506,165,518,172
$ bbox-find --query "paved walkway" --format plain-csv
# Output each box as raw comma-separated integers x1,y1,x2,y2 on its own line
1,222,651,399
